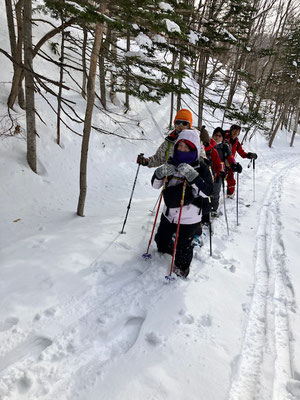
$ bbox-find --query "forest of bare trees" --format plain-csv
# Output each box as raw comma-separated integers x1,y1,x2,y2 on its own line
1,0,300,214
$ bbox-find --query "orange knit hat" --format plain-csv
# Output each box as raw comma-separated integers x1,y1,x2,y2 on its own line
174,109,193,127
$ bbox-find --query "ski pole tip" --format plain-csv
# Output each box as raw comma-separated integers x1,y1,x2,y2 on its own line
142,253,152,260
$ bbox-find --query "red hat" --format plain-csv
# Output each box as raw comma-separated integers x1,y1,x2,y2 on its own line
174,109,193,127
178,139,196,151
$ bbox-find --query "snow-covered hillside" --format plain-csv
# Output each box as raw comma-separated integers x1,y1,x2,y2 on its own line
1,2,300,399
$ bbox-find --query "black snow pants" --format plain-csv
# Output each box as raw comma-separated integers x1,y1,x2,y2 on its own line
154,214,199,272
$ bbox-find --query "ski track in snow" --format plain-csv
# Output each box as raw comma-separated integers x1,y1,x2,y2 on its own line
0,245,176,399
228,158,300,400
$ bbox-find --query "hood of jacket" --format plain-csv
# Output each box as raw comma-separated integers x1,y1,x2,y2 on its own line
172,129,201,159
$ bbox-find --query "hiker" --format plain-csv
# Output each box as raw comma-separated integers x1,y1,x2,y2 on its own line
224,124,257,197
210,127,235,215
151,129,213,278
199,126,223,222
137,109,206,167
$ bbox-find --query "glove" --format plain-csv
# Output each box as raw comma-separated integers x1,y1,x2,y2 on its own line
247,152,257,160
137,154,149,166
219,170,226,179
155,163,176,179
232,163,242,173
177,163,199,182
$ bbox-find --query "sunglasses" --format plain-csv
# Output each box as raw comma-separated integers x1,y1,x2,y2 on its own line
175,120,189,126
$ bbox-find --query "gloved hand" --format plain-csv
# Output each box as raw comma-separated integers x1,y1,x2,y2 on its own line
136,154,149,166
219,170,226,179
177,163,199,182
232,162,242,173
155,163,176,179
247,152,257,160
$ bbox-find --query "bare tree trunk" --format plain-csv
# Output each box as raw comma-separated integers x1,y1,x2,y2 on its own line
197,51,208,127
57,10,65,146
109,30,117,104
290,98,300,147
5,0,25,109
99,27,111,110
168,52,176,129
77,2,107,217
81,26,87,99
176,52,184,111
8,0,25,109
23,0,36,172
124,27,130,111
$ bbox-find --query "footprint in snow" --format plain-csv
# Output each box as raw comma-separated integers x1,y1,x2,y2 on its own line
145,331,164,346
16,373,33,394
0,317,19,332
199,314,212,327
110,316,145,355
178,310,194,325
0,336,52,373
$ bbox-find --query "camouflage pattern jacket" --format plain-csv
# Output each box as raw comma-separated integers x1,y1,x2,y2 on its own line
147,129,206,168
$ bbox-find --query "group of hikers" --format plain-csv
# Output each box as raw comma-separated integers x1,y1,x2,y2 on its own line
136,109,257,278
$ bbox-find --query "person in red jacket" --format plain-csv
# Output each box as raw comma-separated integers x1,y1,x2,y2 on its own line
200,126,223,221
224,124,257,197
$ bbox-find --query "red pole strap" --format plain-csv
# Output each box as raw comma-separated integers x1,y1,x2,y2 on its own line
168,180,187,277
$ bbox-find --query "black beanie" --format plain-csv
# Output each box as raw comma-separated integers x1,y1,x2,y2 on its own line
230,124,241,132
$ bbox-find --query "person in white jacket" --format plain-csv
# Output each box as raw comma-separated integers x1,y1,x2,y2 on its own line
151,129,213,278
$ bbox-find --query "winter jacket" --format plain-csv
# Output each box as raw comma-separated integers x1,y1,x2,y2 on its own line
147,129,206,168
224,131,248,159
215,141,235,171
151,130,213,225
204,138,222,177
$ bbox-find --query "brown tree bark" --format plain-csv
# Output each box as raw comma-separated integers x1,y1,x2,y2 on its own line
81,26,88,99
7,0,25,109
290,98,300,147
57,10,65,146
124,27,130,111
23,0,37,173
5,0,25,107
77,2,107,217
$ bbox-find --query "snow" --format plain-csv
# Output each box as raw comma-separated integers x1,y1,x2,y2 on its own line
188,31,199,45
139,84,149,92
1,4,300,400
152,34,167,44
135,32,153,48
164,19,181,33
158,2,174,12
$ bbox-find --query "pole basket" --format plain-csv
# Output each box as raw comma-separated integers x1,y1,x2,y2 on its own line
142,253,152,260
165,274,176,282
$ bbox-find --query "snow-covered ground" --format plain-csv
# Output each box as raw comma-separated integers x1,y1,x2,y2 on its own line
1,3,300,399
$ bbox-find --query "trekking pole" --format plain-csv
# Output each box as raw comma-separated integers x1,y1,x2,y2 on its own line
166,180,187,281
222,178,230,235
236,172,239,226
149,193,161,215
142,177,167,259
209,211,212,257
253,158,256,202
120,154,143,234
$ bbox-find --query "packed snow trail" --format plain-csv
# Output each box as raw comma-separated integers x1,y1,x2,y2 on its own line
1,135,300,400
228,159,300,400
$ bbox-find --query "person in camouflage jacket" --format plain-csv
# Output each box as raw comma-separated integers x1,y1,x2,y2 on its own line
137,109,206,168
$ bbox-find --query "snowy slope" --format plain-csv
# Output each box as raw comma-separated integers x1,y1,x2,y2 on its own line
1,3,300,399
